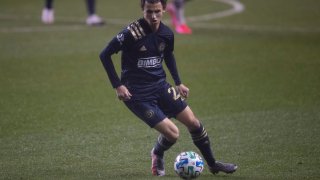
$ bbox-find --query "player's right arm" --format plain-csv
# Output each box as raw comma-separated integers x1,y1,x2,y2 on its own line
116,85,132,101
99,37,122,88
99,29,134,100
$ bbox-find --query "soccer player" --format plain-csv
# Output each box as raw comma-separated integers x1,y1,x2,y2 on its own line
166,0,192,34
99,0,237,176
41,0,104,26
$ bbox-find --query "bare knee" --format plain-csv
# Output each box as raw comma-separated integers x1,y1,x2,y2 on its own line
177,107,201,131
187,117,201,131
154,119,180,142
166,126,179,142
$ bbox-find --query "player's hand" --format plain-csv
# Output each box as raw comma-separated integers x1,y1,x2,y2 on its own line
176,84,189,99
116,85,132,101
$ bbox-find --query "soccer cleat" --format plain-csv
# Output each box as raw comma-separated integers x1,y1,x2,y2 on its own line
175,24,192,34
209,161,238,174
41,8,54,24
150,148,165,176
86,14,105,26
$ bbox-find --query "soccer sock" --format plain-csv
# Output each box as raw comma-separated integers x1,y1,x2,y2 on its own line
153,134,175,157
85,0,96,15
45,0,53,9
190,123,216,167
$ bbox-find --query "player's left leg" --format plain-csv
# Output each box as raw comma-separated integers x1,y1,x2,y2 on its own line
176,106,216,166
176,107,238,174
85,0,104,26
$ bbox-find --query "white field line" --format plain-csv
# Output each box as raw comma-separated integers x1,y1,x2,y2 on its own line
192,23,320,33
0,25,86,33
0,0,242,33
0,0,319,34
187,0,245,22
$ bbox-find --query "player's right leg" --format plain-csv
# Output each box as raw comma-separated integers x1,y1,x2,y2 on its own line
124,100,178,176
151,118,179,176
42,0,54,24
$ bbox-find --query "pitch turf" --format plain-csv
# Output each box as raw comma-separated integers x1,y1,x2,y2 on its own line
1,0,320,179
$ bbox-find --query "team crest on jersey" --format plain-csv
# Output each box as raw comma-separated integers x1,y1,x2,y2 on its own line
116,33,125,45
158,42,166,52
145,110,155,119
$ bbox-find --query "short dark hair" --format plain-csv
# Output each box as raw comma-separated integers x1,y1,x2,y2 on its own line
140,0,167,10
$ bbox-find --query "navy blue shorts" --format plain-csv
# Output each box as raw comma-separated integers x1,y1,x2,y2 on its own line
124,82,187,128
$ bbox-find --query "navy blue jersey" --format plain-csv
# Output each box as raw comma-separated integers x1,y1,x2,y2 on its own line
100,18,182,100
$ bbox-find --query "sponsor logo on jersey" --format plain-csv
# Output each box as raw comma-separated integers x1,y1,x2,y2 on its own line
137,56,162,68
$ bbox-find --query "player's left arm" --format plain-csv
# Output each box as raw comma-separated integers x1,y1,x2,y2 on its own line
164,52,181,85
164,52,189,98
176,83,189,99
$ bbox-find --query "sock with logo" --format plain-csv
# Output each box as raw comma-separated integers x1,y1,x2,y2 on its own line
153,134,175,157
190,123,216,167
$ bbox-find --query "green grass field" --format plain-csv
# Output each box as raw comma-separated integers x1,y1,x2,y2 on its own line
1,0,320,179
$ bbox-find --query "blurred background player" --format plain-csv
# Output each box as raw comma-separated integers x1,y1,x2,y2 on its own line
41,0,104,26
166,0,192,34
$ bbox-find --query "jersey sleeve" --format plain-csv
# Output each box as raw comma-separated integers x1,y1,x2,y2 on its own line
99,29,134,88
164,52,182,86
164,34,182,86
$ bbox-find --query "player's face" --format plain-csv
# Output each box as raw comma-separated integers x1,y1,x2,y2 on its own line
143,2,164,31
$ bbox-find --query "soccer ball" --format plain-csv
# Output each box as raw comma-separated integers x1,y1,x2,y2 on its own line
174,151,204,179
